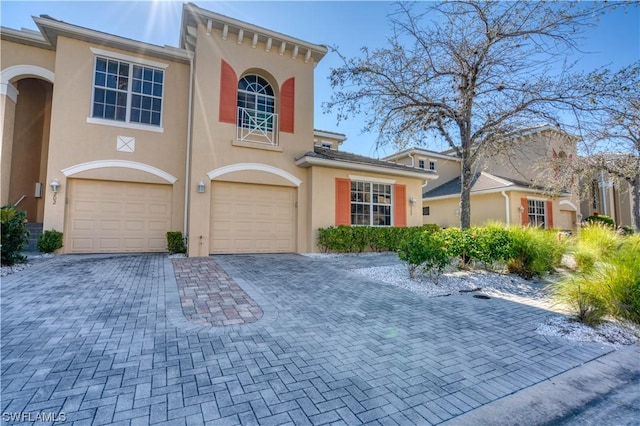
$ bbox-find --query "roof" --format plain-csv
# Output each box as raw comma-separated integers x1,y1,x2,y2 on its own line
180,3,327,63
422,172,567,199
295,147,438,180
313,129,347,143
382,147,460,162
26,15,192,63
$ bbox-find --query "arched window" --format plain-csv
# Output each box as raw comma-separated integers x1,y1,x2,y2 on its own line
237,75,276,144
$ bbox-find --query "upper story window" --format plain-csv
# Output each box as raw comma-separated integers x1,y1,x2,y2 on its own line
351,181,392,226
92,56,164,127
418,159,425,169
429,160,436,171
237,75,277,145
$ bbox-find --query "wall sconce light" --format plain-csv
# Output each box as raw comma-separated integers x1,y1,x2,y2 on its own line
409,196,417,205
50,178,60,204
455,208,460,217
518,205,525,213
197,181,206,193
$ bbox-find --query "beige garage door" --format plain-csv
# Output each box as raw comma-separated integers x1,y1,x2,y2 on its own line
66,179,172,253
210,182,296,253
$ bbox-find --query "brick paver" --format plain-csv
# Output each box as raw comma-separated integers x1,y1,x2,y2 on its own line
1,253,613,425
173,257,263,327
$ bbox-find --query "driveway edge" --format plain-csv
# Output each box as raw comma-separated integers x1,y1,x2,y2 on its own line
441,344,638,426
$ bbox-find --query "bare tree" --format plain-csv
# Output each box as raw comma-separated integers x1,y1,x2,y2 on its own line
575,63,640,231
326,1,616,228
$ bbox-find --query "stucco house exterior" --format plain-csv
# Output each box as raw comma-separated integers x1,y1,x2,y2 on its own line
1,3,436,256
580,166,635,229
384,125,582,231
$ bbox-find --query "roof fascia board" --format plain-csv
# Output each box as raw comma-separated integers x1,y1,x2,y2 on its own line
423,185,559,201
33,17,192,63
182,3,327,61
295,156,439,180
1,26,54,50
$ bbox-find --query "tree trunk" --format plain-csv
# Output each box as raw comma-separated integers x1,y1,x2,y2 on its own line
632,175,640,232
460,159,473,229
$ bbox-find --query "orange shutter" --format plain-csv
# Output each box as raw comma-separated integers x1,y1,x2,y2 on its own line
219,60,237,124
521,198,529,225
394,184,407,227
280,78,295,133
335,178,351,225
546,200,554,229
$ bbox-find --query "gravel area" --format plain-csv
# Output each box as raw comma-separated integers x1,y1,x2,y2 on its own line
343,255,639,348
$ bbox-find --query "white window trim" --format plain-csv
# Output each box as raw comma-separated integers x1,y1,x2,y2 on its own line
350,179,394,227
348,174,396,185
527,199,547,228
88,53,166,132
89,48,169,69
527,196,548,201
86,117,164,133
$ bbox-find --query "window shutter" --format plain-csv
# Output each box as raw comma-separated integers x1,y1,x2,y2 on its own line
280,78,295,133
546,200,554,229
335,178,351,225
219,60,237,124
394,184,407,227
521,198,529,225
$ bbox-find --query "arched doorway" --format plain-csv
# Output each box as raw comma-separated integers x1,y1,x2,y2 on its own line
1,76,53,244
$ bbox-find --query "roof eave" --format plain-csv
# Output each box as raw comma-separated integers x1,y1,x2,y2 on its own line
423,185,570,201
33,17,193,64
1,26,54,50
296,155,439,180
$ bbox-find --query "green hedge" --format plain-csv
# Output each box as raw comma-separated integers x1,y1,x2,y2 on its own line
37,229,63,253
166,231,186,254
317,224,440,253
1,205,29,266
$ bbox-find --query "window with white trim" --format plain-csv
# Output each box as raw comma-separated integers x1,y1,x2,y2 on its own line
429,160,436,171
418,159,425,169
237,75,277,144
92,57,164,126
528,199,546,227
351,181,392,226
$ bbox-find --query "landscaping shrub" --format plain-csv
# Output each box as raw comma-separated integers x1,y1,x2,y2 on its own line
469,224,515,269
440,227,473,267
166,231,187,254
397,230,449,281
621,225,635,235
37,229,63,253
317,225,435,253
572,223,622,272
1,205,29,266
506,227,565,279
584,214,615,227
554,282,607,326
553,233,640,324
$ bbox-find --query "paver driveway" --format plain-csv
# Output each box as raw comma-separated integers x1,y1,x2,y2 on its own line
1,253,611,425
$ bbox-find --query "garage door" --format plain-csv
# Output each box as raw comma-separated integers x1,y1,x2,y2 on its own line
66,179,172,253
210,182,296,253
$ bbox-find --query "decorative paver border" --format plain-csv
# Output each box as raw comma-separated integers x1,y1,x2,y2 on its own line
163,256,278,335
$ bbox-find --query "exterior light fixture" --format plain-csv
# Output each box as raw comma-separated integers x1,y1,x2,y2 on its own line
409,196,417,205
197,181,206,193
518,205,525,213
50,178,60,204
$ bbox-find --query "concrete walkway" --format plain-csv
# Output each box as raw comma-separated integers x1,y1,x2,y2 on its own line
1,253,635,425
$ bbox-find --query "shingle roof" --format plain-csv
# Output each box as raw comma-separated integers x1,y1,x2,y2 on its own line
422,171,568,199
299,147,437,175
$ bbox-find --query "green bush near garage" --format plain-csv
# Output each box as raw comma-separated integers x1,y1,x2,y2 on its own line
37,229,64,253
166,231,187,254
317,224,440,253
1,205,29,266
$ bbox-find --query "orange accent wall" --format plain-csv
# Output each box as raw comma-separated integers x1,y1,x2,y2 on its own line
280,78,295,133
219,60,237,124
335,178,351,225
521,198,529,225
547,200,554,228
394,184,407,227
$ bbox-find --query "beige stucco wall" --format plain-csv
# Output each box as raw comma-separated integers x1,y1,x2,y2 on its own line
188,21,318,256
308,166,425,251
39,36,190,250
424,192,508,228
0,94,17,206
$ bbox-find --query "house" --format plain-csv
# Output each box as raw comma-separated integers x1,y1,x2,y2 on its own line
580,165,635,229
384,125,582,230
1,3,436,256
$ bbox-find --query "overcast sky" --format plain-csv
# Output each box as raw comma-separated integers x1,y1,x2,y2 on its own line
2,1,639,156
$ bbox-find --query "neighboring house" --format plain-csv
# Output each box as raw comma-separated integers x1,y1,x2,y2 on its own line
1,3,436,256
580,169,635,228
384,125,582,230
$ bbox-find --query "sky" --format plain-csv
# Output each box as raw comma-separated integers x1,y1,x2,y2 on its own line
2,1,639,157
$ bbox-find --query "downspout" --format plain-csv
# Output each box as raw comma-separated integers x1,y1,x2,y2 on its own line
409,153,415,168
183,54,195,246
501,191,510,226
